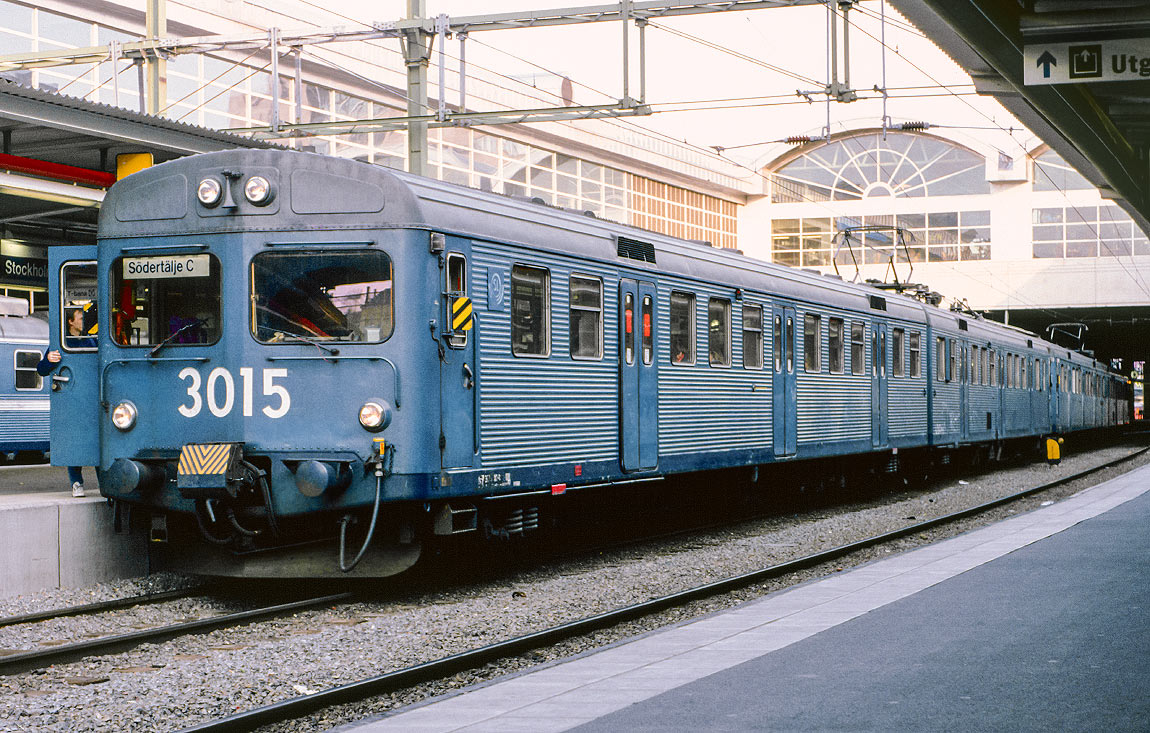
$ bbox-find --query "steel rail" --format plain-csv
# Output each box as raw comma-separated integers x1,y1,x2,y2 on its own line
0,587,203,629
0,592,353,676
178,445,1147,733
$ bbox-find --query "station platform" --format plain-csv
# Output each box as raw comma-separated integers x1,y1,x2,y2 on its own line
0,465,145,598
342,464,1150,732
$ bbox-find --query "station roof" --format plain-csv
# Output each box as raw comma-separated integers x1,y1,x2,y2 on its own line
0,78,268,243
889,1,1150,234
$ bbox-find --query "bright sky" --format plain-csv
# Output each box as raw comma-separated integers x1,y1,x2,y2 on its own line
332,1,1032,167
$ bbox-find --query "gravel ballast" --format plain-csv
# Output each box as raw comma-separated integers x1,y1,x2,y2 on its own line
0,442,1145,733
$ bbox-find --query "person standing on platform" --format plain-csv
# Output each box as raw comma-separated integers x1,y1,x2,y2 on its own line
38,306,95,498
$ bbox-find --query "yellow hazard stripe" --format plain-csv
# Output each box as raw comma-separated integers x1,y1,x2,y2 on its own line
178,444,234,475
452,298,473,331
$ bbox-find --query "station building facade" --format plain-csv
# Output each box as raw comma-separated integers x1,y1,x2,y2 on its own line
741,130,1150,322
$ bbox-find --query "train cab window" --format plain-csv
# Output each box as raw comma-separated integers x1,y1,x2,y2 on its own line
112,255,221,347
742,305,762,370
569,275,602,360
909,331,921,378
892,328,904,377
510,265,550,357
850,322,865,375
60,262,98,352
936,337,946,382
14,351,42,390
446,254,466,294
251,250,392,345
828,318,844,373
803,313,821,372
708,298,731,367
670,291,695,365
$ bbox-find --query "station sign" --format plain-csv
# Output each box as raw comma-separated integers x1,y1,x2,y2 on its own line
0,254,47,287
1024,39,1150,85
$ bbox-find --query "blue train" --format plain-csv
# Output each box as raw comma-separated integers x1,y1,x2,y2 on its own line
0,295,50,461
48,148,1130,576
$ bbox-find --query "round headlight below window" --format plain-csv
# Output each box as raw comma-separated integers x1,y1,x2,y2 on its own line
358,400,392,432
111,401,138,431
243,175,274,205
196,178,222,207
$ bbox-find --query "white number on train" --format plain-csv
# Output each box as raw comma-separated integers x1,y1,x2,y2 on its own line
177,367,291,418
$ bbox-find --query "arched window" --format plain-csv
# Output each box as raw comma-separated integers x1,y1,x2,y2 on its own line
772,132,990,202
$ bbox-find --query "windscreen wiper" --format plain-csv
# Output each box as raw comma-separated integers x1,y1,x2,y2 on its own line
150,318,208,357
262,327,340,356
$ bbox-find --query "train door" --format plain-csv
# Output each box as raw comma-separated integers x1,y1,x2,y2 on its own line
48,246,100,468
772,305,797,457
958,338,969,441
440,245,477,470
871,320,889,448
619,279,657,471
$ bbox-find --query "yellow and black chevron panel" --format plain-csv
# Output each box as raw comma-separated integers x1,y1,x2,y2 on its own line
178,443,238,476
452,296,474,331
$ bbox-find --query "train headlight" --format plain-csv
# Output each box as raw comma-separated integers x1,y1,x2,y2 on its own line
243,175,274,206
111,401,138,431
358,399,393,432
196,177,223,207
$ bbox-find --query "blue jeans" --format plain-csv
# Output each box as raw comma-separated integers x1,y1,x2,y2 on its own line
67,466,84,486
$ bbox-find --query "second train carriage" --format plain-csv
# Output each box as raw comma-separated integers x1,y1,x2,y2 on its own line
0,295,50,460
50,148,1128,576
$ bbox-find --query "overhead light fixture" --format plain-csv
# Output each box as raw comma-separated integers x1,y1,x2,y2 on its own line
0,171,104,208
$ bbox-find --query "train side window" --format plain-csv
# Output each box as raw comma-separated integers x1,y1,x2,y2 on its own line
850,321,865,375
971,345,979,385
989,350,996,386
446,254,466,294
669,291,695,365
510,265,550,357
641,295,653,365
936,337,946,382
569,275,602,360
709,298,731,367
949,339,958,383
909,331,921,378
785,315,795,373
828,318,844,373
1022,357,1028,390
742,305,763,370
892,328,904,377
803,313,821,372
773,313,782,372
14,350,42,390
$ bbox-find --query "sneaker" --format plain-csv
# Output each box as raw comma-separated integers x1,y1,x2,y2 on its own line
71,482,85,498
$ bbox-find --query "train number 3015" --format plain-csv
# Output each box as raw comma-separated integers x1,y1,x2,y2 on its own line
177,366,291,419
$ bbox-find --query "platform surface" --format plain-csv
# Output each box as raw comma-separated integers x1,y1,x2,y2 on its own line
340,464,1150,732
0,465,145,597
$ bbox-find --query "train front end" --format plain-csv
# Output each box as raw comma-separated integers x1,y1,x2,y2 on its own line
71,149,439,577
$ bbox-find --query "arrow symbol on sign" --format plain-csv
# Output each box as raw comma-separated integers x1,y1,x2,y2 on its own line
1037,50,1057,78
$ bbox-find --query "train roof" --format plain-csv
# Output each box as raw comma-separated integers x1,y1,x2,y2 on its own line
99,148,1108,372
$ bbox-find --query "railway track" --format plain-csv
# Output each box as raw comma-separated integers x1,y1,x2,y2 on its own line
0,587,204,629
175,445,1148,733
0,592,353,676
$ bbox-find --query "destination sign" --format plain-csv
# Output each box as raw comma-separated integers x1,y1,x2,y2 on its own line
123,254,210,279
1024,39,1150,85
